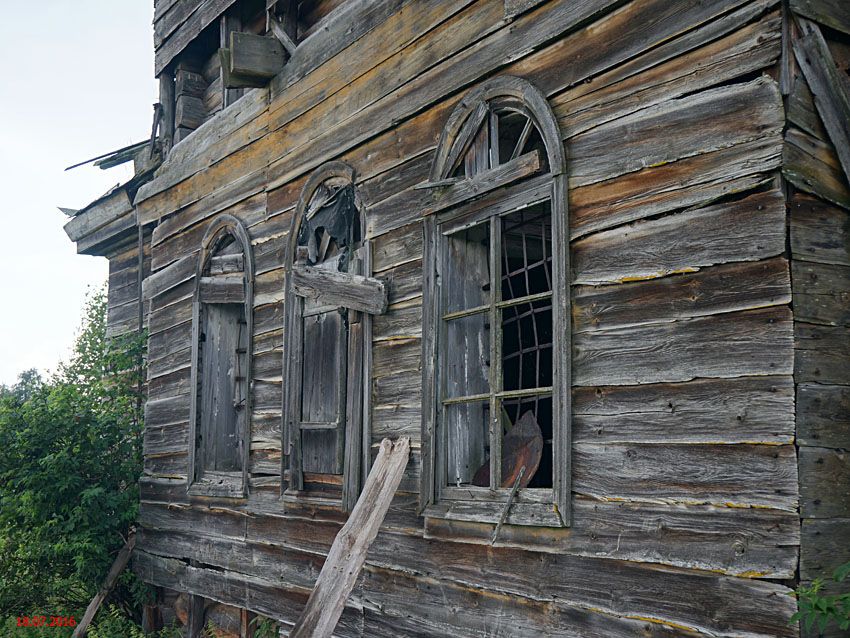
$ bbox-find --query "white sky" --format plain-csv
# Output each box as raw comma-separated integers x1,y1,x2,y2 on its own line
0,2,157,386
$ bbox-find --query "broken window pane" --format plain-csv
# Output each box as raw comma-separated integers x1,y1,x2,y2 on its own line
500,395,552,489
501,203,552,301
501,298,553,393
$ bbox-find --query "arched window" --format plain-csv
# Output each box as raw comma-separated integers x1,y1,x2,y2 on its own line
283,162,386,512
420,76,571,528
188,215,254,497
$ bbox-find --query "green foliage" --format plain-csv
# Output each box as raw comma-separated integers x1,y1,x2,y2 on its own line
0,286,146,617
250,615,280,638
792,561,850,635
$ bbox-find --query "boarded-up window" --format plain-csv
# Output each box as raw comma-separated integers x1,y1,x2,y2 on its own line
188,216,254,497
421,76,571,529
284,162,384,512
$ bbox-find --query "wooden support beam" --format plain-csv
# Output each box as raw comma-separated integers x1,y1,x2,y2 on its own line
229,32,286,79
175,94,205,130
291,265,388,315
71,530,136,638
290,437,410,638
793,17,850,186
219,49,266,89
268,12,298,56
791,0,850,37
158,71,175,153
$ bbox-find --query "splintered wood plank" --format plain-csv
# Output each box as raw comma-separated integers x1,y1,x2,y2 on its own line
290,437,410,638
793,17,850,185
291,265,388,315
783,126,850,210
791,0,850,36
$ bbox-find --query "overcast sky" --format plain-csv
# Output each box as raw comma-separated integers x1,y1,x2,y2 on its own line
0,2,157,386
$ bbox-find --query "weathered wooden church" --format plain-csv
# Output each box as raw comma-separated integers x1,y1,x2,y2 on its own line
63,0,850,635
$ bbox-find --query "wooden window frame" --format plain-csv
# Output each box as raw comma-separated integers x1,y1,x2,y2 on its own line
282,161,374,513
188,214,255,498
420,76,571,528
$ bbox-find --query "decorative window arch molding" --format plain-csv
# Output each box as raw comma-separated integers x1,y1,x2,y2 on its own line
282,161,385,512
188,214,254,498
420,75,571,530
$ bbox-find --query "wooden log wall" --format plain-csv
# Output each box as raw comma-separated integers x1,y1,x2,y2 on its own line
107,238,151,338
129,1,815,635
783,6,850,637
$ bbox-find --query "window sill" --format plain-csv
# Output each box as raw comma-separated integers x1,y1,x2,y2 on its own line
188,472,246,498
424,497,565,528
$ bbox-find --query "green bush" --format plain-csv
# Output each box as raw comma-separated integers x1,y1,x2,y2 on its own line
793,561,850,635
0,287,147,627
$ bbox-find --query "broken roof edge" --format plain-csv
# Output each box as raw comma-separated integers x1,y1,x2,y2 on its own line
62,157,161,257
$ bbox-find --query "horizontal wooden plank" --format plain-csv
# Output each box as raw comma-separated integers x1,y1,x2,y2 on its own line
797,383,850,448
554,4,781,138
64,187,133,242
291,265,388,314
799,447,850,518
574,257,791,333
792,260,850,326
574,443,798,510
570,135,781,239
198,275,245,303
789,192,850,266
572,190,786,285
145,394,190,428
567,76,783,189
573,306,793,386
372,222,424,272
144,421,189,457
795,322,850,384
574,375,794,444
143,255,196,300
137,485,798,580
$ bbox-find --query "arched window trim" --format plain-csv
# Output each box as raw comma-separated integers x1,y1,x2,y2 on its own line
282,161,373,513
188,214,254,498
420,75,571,528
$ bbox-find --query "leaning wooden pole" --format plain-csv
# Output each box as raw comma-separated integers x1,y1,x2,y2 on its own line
72,529,137,638
290,437,410,638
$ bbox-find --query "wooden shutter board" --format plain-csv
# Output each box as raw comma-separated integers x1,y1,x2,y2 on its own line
291,264,388,315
